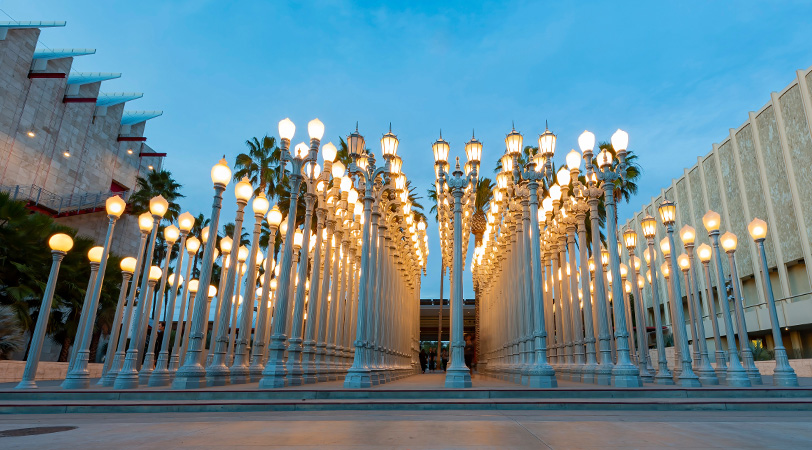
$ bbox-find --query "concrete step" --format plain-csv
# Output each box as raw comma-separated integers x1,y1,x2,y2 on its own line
3,397,812,413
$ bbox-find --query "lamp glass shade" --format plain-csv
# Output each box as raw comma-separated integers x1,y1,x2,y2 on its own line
542,197,553,212
211,158,232,186
255,251,264,267
219,236,233,253
252,192,270,215
660,263,670,278
356,155,368,172
659,237,670,256
390,156,402,175
465,137,482,163
566,149,581,171
677,253,690,270
308,118,325,141
697,243,712,262
600,248,609,266
148,265,162,281
278,118,295,140
322,142,337,162
106,195,126,217
149,195,169,217
538,129,556,157
347,188,359,204
680,225,696,245
164,225,180,243
643,247,653,264
188,279,199,293
201,226,210,244
500,154,513,173
631,255,641,271
658,200,676,225
720,231,738,252
207,285,217,298
294,142,309,159
186,236,200,253
235,177,254,202
641,215,657,238
619,263,628,278
267,205,283,227
496,172,508,190
168,273,183,286
120,256,137,273
331,160,346,179
506,129,523,155
178,212,195,233
578,130,595,153
293,230,303,248
348,129,365,156
611,129,629,152
625,280,632,293
748,217,768,240
340,176,352,192
432,137,449,164
549,184,562,201
381,130,398,156
138,212,154,231
556,167,570,186
597,149,612,168
88,246,104,263
702,210,721,232
237,245,249,263
623,228,637,248
279,221,288,238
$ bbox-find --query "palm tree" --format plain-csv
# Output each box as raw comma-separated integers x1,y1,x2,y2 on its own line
189,213,211,279
233,135,283,198
471,178,495,245
129,169,184,223
405,180,426,225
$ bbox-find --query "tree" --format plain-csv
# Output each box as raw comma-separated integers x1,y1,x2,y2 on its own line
471,178,495,244
233,135,283,199
129,169,184,223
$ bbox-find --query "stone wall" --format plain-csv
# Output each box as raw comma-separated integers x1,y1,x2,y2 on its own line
0,360,103,383
624,65,812,357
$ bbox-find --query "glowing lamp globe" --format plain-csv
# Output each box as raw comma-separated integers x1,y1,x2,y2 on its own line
188,279,200,293
331,160,346,179
219,236,233,254
106,195,126,218
340,176,353,192
293,230,303,249
347,188,359,205
48,233,74,253
207,285,217,298
278,118,295,141
623,228,637,249
660,263,670,278
611,129,629,152
322,142,337,162
237,245,249,263
164,225,180,243
465,137,482,163
120,257,137,273
658,200,676,225
697,243,712,263
235,177,254,202
677,253,690,271
252,192,270,215
578,130,595,153
381,129,399,156
720,232,738,252
294,142,309,159
178,212,195,233
641,215,657,239
168,273,183,286
149,195,169,217
186,236,201,254
597,149,612,169
556,167,570,186
680,225,696,245
88,246,104,263
148,265,162,281
138,212,154,232
432,136,449,164
549,184,562,201
308,118,324,141
267,205,283,227
703,210,721,232
748,217,768,241
538,128,556,158
566,149,581,171
211,158,232,186
659,238,671,256
201,226,210,244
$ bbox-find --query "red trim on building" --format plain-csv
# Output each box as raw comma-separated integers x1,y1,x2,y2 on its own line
63,97,98,103
117,136,147,142
28,72,67,79
139,152,167,158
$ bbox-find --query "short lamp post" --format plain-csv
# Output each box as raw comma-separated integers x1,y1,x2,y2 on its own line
16,233,73,389
98,256,137,385
695,243,728,380
748,218,798,387
623,228,653,383
640,217,673,385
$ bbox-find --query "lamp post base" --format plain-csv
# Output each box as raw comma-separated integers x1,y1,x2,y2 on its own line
343,368,372,388
654,370,675,385
206,364,231,387
171,364,208,389
444,367,472,388
148,368,172,387
526,364,557,388
595,363,613,385
611,363,643,388
725,366,751,387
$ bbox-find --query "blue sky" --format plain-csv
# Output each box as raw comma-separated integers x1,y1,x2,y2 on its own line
5,1,812,300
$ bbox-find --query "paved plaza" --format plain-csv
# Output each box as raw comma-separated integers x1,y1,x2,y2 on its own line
2,409,812,449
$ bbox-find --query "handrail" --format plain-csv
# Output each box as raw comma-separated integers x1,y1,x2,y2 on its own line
0,183,130,216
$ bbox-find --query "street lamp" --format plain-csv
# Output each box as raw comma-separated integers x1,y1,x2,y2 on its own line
701,210,750,386
249,205,283,380
658,199,701,387
696,242,728,380
173,158,232,389
748,218,798,386
98,256,137,385
623,228,653,382
16,233,73,389
640,215,673,384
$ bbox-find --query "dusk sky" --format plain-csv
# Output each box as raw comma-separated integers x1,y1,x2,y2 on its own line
6,1,812,299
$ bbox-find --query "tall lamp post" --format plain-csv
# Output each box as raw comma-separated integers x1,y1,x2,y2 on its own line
747,218,797,386
172,158,232,389
623,228,654,383
98,257,137,385
16,233,73,389
640,216,674,384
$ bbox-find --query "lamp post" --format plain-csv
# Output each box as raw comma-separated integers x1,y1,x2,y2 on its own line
172,158,232,389
98,257,136,385
658,199,701,387
679,225,718,385
261,118,318,389
748,218,798,386
63,195,126,389
594,130,641,387
67,246,101,368
701,211,749,386
16,233,73,389
115,194,169,389
343,125,394,388
249,205,282,381
640,216,674,384
696,242,727,380
720,231,762,384
434,130,479,389
169,236,200,372
232,191,271,384
623,228,654,383
139,224,180,382
100,214,152,386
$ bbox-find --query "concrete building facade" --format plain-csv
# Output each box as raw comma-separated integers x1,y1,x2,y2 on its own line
0,21,164,259
622,64,812,359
